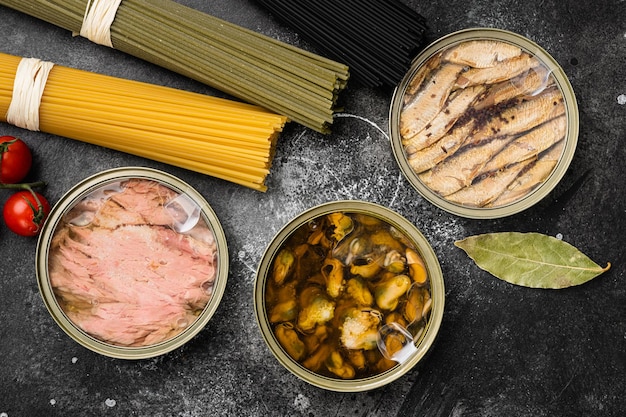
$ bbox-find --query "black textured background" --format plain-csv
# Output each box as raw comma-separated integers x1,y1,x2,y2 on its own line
0,0,624,416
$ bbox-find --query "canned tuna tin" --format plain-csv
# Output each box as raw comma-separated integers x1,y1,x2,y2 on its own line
389,28,579,218
36,167,228,359
254,201,444,392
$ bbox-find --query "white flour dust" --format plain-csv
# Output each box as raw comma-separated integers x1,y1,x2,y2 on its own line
334,113,390,141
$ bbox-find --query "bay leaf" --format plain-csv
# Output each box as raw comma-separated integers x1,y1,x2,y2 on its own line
454,232,611,289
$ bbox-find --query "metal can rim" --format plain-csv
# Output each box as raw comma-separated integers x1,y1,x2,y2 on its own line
35,167,229,359
389,28,579,219
253,200,445,392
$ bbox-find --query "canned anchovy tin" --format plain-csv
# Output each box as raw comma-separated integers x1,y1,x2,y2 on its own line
36,167,228,359
254,201,444,392
389,28,579,218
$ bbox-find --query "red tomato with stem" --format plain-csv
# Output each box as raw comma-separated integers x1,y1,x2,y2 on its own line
3,190,51,236
0,135,32,184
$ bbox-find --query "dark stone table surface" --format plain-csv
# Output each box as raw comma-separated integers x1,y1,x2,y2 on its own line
0,0,624,416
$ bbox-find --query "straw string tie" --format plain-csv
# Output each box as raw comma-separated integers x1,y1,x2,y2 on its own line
6,57,55,131
80,0,123,47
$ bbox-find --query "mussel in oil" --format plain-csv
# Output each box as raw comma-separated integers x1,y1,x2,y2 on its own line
275,323,306,361
345,276,374,306
374,274,412,311
272,248,295,285
404,282,431,324
302,343,332,372
326,350,356,379
346,349,367,370
340,308,382,350
269,299,297,323
327,212,354,242
268,281,297,323
307,226,332,249
384,311,408,328
383,250,406,273
303,324,330,353
406,248,428,285
349,255,383,279
322,256,345,298
297,286,336,332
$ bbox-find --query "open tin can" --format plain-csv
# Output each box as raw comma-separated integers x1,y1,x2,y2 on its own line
36,167,228,359
254,201,444,392
389,28,579,218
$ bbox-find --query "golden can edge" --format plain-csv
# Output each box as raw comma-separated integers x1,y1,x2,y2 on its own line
35,167,229,359
253,200,445,392
389,28,579,219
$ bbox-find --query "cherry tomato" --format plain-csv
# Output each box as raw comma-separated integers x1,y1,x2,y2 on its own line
3,190,51,236
0,135,32,184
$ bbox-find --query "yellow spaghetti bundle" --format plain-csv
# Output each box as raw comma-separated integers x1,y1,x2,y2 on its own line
0,52,288,191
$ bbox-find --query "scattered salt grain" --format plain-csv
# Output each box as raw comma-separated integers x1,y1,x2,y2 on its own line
71,357,78,364
556,233,563,240
50,399,56,406
618,94,626,105
293,393,310,413
105,398,117,407
1,412,8,417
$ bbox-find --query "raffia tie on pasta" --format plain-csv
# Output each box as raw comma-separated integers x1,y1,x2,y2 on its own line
6,57,54,131
80,0,123,47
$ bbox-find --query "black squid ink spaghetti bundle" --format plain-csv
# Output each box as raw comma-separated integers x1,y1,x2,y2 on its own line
255,0,428,88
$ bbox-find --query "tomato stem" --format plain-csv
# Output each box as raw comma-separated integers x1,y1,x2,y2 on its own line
0,180,47,190
0,138,18,177
21,184,47,229
0,181,48,230
0,138,18,152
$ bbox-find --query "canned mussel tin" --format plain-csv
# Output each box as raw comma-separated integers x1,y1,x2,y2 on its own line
389,28,579,218
36,167,228,359
254,201,444,392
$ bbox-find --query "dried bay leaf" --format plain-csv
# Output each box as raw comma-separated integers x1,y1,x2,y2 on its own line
454,232,611,289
